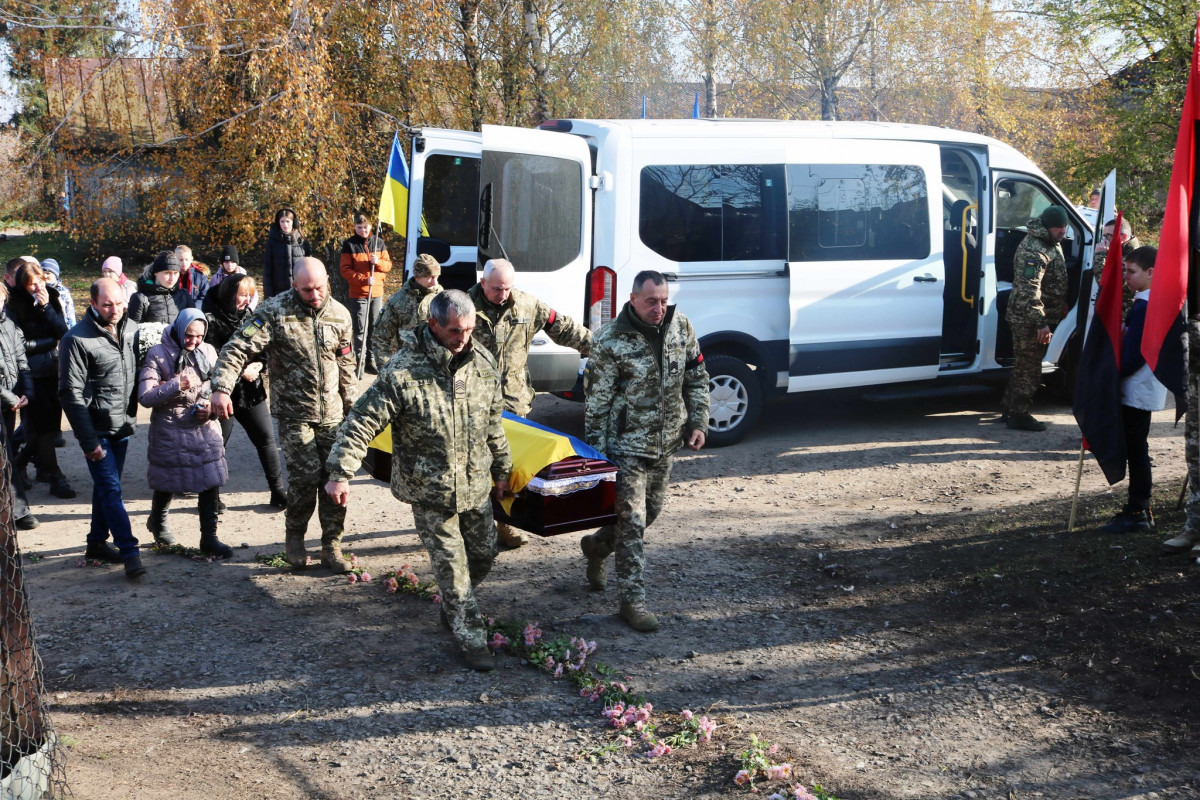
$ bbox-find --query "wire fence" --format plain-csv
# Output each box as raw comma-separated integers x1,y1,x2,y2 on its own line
1,423,67,799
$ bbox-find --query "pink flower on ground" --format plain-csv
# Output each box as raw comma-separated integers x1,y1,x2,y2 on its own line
491,633,509,649
734,770,751,786
634,706,651,723
360,572,372,582
618,735,634,748
431,594,441,604
680,709,694,721
767,763,792,781
407,573,419,587
768,743,780,755
791,787,818,800
385,577,398,594
553,663,564,678
647,743,670,757
347,573,358,583
698,716,717,741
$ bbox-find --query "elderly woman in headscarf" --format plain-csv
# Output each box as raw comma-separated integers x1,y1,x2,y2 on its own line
137,307,233,558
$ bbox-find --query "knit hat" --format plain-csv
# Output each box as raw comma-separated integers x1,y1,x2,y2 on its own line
100,256,123,276
39,258,61,278
220,245,240,264
1039,205,1069,228
413,254,441,278
151,251,180,274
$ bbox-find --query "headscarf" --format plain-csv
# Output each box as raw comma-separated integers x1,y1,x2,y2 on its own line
171,307,212,379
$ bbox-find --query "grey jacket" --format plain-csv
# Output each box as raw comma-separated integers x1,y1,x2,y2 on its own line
0,316,32,409
59,309,140,452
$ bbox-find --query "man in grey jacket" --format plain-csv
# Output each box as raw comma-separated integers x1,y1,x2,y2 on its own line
59,278,145,578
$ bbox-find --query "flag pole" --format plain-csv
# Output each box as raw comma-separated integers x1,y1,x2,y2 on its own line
1068,440,1086,532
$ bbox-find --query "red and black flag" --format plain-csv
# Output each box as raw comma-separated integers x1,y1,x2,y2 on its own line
1141,15,1199,411
1073,211,1129,484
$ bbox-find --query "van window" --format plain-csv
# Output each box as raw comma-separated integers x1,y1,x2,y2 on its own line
480,151,582,272
787,164,930,261
639,164,786,262
422,155,480,246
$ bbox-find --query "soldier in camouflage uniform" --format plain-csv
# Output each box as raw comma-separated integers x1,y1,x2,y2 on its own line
579,270,709,633
210,258,358,572
370,253,442,368
1163,318,1200,554
1002,205,1069,432
324,290,512,672
468,258,592,548
1092,217,1141,316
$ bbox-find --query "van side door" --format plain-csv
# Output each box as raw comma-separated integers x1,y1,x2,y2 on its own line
408,128,482,292
480,124,595,392
785,140,944,392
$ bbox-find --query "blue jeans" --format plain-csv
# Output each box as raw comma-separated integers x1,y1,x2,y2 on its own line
86,436,138,558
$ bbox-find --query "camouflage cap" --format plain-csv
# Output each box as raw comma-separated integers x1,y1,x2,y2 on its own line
413,253,441,278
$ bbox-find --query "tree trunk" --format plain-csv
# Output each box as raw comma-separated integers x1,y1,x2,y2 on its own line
821,75,839,121
523,1,550,124
458,0,485,131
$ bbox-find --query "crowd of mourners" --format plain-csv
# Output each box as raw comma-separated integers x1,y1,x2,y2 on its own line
2,206,709,672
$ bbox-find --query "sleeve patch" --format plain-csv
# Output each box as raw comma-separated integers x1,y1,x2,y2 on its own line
687,353,704,369
241,317,266,338
1023,266,1036,279
544,309,557,328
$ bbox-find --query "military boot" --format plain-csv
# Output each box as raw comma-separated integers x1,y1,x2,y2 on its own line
321,535,351,574
1006,412,1047,432
619,602,660,633
284,531,308,570
463,644,495,672
1161,528,1200,553
496,521,528,548
580,534,607,590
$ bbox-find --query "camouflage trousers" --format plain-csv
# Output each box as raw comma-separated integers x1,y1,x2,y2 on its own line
1003,324,1046,415
1183,321,1200,533
589,453,674,605
278,420,346,543
413,499,497,651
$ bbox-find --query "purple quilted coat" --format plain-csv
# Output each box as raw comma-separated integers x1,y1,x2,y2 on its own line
137,321,228,493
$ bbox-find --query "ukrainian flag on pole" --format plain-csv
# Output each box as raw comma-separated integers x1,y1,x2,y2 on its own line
377,132,409,232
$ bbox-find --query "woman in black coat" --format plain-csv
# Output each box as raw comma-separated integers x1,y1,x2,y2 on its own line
262,207,311,298
128,251,193,324
205,275,287,508
8,262,75,498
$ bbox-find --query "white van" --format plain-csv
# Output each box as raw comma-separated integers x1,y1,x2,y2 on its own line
405,119,1102,445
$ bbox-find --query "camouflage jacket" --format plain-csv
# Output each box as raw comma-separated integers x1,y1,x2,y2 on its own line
468,284,592,417
1007,218,1068,329
1092,235,1141,317
210,289,358,425
371,278,441,368
326,325,512,512
585,303,709,460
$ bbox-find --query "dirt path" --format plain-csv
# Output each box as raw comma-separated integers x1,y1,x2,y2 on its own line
16,383,1200,799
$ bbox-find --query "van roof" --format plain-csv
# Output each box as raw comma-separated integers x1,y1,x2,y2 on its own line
553,118,1044,178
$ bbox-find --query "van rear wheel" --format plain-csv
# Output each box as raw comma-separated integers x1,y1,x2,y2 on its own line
705,355,763,447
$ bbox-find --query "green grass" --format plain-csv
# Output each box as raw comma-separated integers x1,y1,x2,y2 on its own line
0,229,98,319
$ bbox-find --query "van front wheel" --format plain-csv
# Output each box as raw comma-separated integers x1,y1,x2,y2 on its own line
705,355,763,447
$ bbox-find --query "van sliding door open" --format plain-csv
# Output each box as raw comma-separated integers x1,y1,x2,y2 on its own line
407,128,482,293
785,140,944,392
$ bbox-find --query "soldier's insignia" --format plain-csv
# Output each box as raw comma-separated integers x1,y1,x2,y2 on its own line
1024,267,1036,278
241,317,265,337
669,360,680,375
453,378,466,398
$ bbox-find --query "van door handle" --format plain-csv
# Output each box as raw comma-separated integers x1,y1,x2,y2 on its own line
913,274,938,283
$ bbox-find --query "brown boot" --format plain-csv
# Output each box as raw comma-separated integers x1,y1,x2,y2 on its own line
321,537,351,574
496,522,528,548
619,602,660,633
580,534,607,590
463,644,495,672
284,532,308,570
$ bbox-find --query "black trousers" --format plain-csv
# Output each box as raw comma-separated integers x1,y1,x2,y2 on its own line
219,400,284,493
1121,405,1153,511
3,408,31,520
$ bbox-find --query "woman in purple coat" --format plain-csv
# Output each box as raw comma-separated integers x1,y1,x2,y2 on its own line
137,307,233,558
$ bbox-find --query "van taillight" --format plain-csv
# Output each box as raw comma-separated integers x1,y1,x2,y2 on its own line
587,266,616,331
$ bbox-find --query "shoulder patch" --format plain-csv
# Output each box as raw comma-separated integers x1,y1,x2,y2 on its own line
241,317,266,338
1023,266,1036,279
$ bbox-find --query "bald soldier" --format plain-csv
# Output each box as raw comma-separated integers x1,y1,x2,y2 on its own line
468,258,592,547
210,258,358,572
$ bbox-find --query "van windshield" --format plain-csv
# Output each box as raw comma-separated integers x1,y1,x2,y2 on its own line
480,150,583,272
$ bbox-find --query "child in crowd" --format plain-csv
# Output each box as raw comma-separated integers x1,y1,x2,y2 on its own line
175,245,211,308
1101,246,1169,534
39,259,76,323
100,255,136,302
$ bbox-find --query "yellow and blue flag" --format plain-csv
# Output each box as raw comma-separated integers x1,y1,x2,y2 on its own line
377,132,409,233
